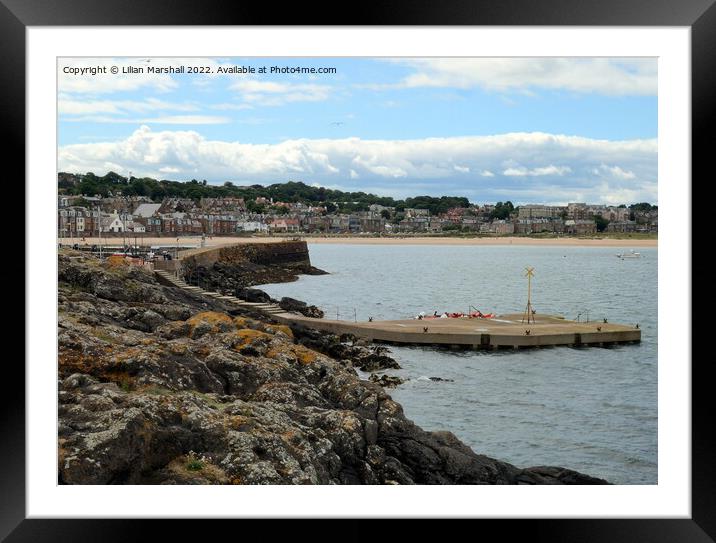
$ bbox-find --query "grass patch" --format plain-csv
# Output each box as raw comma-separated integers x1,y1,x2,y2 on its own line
186,451,205,471
118,377,134,393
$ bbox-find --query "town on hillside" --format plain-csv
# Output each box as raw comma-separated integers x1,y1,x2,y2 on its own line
57,173,658,238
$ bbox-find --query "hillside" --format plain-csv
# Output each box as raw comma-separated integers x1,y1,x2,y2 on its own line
58,173,472,214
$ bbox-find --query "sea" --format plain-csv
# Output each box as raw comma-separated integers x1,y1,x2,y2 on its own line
255,243,657,484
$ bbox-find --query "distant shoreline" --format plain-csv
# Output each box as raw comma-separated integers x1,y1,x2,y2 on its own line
300,236,657,247
59,235,657,248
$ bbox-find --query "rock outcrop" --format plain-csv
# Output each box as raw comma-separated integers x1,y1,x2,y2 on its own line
57,252,609,485
278,297,325,319
234,287,274,304
289,324,401,372
369,374,406,388
181,241,327,293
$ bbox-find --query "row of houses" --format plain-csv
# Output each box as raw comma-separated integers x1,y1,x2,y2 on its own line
58,207,272,236
58,198,657,237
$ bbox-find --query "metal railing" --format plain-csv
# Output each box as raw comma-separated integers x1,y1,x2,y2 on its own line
330,306,358,322
575,310,591,323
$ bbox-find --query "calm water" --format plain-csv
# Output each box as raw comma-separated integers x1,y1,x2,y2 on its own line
256,244,657,484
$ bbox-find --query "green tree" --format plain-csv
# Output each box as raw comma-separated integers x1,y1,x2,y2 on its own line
490,201,514,220
403,195,470,215
594,215,610,232
187,186,204,201
246,200,265,214
102,171,127,185
73,197,92,207
271,205,290,215
629,202,656,212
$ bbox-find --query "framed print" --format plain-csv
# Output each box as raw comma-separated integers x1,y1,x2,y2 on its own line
7,0,711,539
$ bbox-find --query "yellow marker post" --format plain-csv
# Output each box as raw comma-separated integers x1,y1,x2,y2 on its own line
522,266,536,324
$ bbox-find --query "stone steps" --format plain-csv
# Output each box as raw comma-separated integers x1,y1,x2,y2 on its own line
154,269,296,319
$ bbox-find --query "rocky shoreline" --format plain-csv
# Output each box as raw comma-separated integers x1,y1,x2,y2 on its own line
57,251,608,485
180,241,328,295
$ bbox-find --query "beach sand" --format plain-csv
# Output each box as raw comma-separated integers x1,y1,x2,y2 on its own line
59,235,657,248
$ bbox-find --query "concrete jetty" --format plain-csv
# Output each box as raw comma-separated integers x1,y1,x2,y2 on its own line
272,312,641,349
154,269,641,350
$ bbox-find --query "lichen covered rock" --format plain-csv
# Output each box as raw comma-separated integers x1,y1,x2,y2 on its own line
57,254,609,485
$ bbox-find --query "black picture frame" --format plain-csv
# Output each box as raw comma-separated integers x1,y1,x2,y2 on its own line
6,0,709,539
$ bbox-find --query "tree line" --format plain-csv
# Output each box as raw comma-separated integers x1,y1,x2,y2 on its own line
58,173,475,214
58,171,657,216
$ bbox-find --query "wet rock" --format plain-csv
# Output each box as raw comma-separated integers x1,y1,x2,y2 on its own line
513,466,609,485
369,374,406,388
305,266,329,276
353,347,401,372
291,325,400,371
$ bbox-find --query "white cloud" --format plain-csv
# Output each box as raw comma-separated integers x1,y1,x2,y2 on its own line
209,103,254,111
503,165,572,177
59,127,657,204
453,165,470,173
230,79,332,106
370,58,657,96
594,164,637,180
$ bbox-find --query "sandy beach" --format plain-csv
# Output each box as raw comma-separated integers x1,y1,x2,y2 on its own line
59,235,657,248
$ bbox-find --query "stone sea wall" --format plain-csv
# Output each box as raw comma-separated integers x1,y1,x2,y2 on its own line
179,241,327,294
182,241,311,269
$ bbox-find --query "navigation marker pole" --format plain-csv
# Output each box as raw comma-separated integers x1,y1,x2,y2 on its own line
522,266,536,324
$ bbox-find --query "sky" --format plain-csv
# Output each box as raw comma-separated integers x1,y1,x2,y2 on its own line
57,57,657,205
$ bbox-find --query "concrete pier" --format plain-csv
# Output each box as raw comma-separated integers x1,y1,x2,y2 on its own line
154,269,641,349
272,312,641,349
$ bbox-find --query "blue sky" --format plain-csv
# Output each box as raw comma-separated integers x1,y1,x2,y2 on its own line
58,57,657,205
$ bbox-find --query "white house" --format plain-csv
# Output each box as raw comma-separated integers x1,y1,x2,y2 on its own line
101,211,128,233
237,220,268,233
129,221,146,233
